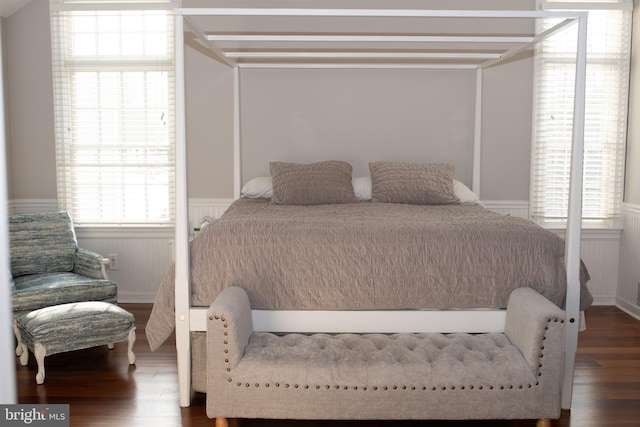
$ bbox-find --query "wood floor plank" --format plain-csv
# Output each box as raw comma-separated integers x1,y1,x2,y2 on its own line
14,304,640,427
595,359,640,368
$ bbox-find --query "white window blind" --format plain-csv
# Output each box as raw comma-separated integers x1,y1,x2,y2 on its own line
50,1,175,225
532,1,631,228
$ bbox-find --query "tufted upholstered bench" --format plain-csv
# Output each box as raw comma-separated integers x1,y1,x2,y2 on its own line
16,301,136,384
207,286,566,427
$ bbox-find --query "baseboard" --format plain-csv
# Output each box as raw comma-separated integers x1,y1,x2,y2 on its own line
117,292,158,304
590,296,617,306
618,204,640,315
615,298,640,321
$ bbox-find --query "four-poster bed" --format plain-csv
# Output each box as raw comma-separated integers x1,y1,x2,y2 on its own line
146,4,590,418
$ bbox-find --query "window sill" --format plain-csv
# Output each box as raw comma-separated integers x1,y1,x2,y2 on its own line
534,218,624,232
75,224,175,239
544,227,622,240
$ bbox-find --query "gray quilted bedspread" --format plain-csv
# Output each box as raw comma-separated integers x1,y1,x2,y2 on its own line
146,198,592,351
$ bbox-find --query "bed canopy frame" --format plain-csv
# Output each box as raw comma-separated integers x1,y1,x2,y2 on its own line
172,5,588,410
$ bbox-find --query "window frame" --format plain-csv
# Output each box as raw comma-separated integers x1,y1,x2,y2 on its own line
532,0,632,229
50,0,177,226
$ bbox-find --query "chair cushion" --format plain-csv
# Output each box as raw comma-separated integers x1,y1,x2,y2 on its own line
12,272,117,312
9,212,78,277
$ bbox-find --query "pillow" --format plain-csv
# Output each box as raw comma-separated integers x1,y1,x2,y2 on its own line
369,161,459,205
241,176,273,199
351,176,372,201
453,179,481,205
269,160,359,205
241,175,480,204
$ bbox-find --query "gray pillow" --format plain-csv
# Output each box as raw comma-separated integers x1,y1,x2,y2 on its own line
270,160,359,205
369,161,459,205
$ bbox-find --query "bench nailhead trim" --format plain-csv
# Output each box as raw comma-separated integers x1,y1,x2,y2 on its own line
214,312,559,392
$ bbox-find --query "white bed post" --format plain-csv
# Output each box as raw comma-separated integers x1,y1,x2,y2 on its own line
0,20,17,403
174,11,193,407
234,66,242,198
561,13,588,410
472,67,483,195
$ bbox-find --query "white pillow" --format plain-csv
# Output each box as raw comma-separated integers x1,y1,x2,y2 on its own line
242,176,371,201
241,176,481,205
453,179,481,205
351,176,481,205
352,176,372,201
241,176,273,199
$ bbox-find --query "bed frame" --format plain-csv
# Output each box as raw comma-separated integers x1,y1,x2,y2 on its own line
172,5,588,411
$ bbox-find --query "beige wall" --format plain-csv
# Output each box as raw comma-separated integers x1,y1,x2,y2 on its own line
5,0,536,201
182,0,535,200
627,1,640,204
233,59,533,201
1,18,10,200
183,39,236,198
239,68,477,185
5,0,56,200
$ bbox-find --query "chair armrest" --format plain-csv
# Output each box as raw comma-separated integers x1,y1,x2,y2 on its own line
207,286,254,369
73,248,110,280
504,287,565,373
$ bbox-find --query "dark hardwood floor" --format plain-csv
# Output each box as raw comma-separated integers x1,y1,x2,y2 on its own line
15,304,640,427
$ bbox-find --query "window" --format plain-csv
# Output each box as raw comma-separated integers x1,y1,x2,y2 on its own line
532,0,632,228
50,1,175,225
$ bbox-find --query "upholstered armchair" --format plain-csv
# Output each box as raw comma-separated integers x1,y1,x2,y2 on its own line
9,212,117,355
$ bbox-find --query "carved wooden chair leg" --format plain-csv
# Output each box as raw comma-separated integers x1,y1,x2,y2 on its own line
34,342,47,385
127,327,136,364
18,342,28,366
13,319,23,357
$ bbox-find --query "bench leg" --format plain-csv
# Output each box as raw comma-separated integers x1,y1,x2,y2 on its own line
215,418,229,427
34,343,47,385
127,327,136,365
537,419,551,427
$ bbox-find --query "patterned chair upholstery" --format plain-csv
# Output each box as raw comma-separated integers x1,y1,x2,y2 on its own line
9,212,118,354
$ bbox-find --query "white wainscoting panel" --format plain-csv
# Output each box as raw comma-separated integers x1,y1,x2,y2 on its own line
76,227,174,303
188,198,234,234
547,228,622,306
8,198,624,305
7,199,57,214
617,204,640,319
8,198,234,303
482,200,621,305
84,199,233,303
482,200,529,219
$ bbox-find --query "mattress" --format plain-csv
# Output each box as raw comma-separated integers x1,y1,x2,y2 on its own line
146,198,592,350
